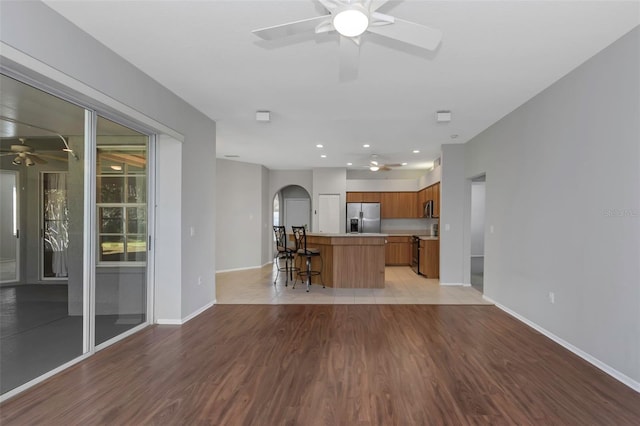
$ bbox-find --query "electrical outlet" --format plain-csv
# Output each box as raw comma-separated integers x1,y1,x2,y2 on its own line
548,292,555,304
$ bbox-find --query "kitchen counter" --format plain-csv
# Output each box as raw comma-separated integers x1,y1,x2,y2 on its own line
302,233,386,288
307,232,388,237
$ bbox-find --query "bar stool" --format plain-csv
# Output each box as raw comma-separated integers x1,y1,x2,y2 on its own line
291,226,324,292
273,225,297,286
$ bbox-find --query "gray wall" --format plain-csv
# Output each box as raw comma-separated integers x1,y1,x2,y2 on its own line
1,1,217,321
439,144,466,284
215,159,265,271
461,27,639,383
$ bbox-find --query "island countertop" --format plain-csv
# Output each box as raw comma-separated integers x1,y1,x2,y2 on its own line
306,232,388,237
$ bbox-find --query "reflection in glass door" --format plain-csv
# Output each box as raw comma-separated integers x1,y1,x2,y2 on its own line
42,172,69,279
0,171,19,283
0,73,85,395
95,116,149,346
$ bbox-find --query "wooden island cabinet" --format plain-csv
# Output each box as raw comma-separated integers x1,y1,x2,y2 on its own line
303,233,386,288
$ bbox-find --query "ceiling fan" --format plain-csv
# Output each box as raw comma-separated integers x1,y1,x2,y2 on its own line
361,154,402,171
252,0,442,80
0,138,47,166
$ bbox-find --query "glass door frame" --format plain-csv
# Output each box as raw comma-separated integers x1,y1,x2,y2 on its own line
0,170,20,284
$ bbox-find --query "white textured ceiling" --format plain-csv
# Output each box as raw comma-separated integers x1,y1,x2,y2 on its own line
43,0,639,171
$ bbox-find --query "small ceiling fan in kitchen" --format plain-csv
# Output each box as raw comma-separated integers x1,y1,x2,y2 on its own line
360,154,402,172
0,138,48,166
252,0,443,80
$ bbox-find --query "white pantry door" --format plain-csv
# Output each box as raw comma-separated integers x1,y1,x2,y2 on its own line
318,194,340,233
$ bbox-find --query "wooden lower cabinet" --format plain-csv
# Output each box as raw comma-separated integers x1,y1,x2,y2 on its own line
420,239,439,278
385,236,412,265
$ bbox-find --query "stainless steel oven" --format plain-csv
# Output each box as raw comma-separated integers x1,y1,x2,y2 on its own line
411,236,420,274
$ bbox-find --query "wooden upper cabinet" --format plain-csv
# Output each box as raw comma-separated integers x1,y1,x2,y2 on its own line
346,192,381,203
417,188,428,217
381,192,418,218
425,185,434,203
433,183,440,217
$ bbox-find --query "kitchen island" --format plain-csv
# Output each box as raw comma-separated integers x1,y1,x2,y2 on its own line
302,233,387,288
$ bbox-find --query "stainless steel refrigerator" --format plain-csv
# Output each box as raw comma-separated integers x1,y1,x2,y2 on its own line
346,202,381,233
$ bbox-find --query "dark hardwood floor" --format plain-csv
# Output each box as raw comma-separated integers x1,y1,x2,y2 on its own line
1,305,639,425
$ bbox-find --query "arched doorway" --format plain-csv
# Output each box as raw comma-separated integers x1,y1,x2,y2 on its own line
273,185,311,232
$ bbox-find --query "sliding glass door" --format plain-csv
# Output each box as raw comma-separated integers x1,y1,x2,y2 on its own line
0,74,86,394
94,117,148,345
0,74,154,396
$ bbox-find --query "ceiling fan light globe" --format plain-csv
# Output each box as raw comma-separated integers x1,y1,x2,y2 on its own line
333,8,369,37
12,157,21,165
25,157,35,167
369,165,380,171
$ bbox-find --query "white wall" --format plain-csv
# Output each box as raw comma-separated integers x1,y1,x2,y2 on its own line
215,159,264,271
417,165,442,189
1,1,217,321
312,168,347,232
463,27,640,385
346,179,417,192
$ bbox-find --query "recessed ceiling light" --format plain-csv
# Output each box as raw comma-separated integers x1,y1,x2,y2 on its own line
412,150,420,153
321,154,327,158
347,162,353,166
363,144,370,148
316,144,324,148
401,162,408,166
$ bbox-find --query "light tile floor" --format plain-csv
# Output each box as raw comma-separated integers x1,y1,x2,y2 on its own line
216,264,491,305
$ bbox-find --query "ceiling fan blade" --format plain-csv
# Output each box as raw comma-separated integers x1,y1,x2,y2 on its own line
339,36,360,81
383,163,402,168
369,0,391,12
28,154,47,164
252,15,332,40
367,17,442,50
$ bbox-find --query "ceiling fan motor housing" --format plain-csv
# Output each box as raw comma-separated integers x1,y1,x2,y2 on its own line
333,4,370,37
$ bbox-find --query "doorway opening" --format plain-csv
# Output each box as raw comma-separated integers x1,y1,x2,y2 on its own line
470,174,486,293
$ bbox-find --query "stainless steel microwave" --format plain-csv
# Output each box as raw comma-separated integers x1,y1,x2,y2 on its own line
423,200,433,218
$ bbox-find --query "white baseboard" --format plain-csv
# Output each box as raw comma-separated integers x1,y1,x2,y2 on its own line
156,318,182,325
483,295,640,393
216,264,267,273
440,282,467,286
156,301,215,325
